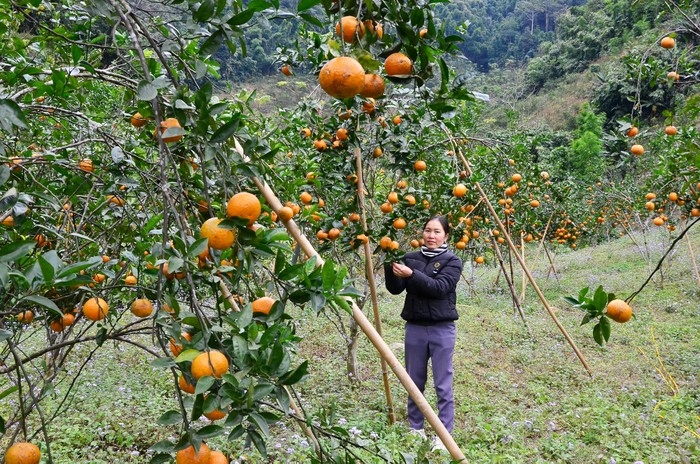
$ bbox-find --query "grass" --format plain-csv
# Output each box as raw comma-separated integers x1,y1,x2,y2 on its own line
2,227,699,463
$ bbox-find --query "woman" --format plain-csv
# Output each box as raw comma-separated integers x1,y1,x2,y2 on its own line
384,215,463,443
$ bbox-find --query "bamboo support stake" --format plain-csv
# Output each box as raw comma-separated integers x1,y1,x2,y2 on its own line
234,139,466,462
490,234,530,333
520,232,526,304
452,147,592,376
686,233,700,285
285,386,322,458
354,147,396,424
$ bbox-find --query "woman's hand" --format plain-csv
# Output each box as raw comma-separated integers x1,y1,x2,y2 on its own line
391,262,413,278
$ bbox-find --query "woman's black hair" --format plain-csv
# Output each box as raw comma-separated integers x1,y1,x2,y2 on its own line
423,215,450,235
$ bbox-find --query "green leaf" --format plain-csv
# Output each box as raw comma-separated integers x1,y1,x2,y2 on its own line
593,286,608,311
592,321,604,347
149,440,176,453
562,296,580,306
248,428,267,456
279,360,308,385
56,256,102,277
193,0,216,21
0,329,12,343
149,454,172,464
600,316,611,343
0,166,10,186
0,414,4,434
194,424,224,439
150,357,176,369
137,80,158,100
200,29,225,56
174,349,200,363
38,255,56,283
0,240,35,263
577,287,589,301
321,260,335,292
227,9,255,26
187,239,208,259
157,410,184,425
249,411,270,436
297,0,320,12
580,313,595,326
210,117,240,143
0,386,19,401
0,99,28,132
21,295,62,317
194,376,216,395
0,187,18,211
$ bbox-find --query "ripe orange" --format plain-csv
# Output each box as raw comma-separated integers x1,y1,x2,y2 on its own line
410,239,420,248
204,407,227,421
453,184,467,197
384,52,412,76
664,125,677,136
405,194,416,206
511,173,523,183
355,234,369,244
336,127,348,141
667,71,679,81
313,139,327,151
379,236,393,250
178,374,196,394
226,192,261,226
387,191,400,204
349,212,361,222
130,112,148,128
125,275,137,286
170,332,193,357
392,115,402,125
414,160,427,171
668,192,678,202
106,195,125,206
176,443,211,464
373,147,383,157
328,228,341,240
210,450,229,464
644,201,656,211
17,310,34,323
191,350,229,379
78,159,94,172
645,192,656,200
277,206,294,222
626,126,638,137
5,442,41,464
690,208,699,217
252,296,276,315
316,229,328,241
200,217,235,250
653,217,665,226
130,298,153,317
335,16,365,43
419,28,428,38
300,191,313,205
530,199,541,208
280,64,292,76
606,299,632,323
630,144,644,156
393,218,407,229
475,256,485,264
50,313,74,332
360,74,385,98
396,179,407,189
83,297,109,321
362,98,376,114
455,241,466,250
660,36,675,49
380,202,393,213
363,20,383,38
319,56,366,99
154,117,183,143
1,215,14,227
300,127,311,137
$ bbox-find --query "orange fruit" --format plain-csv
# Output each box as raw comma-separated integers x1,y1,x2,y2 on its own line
252,296,276,315
653,217,665,226
690,208,699,217
336,127,349,141
170,332,193,357
328,228,341,240
396,179,407,189
393,218,407,229
530,199,540,208
384,52,412,76
668,192,678,202
101,255,111,263
626,126,638,137
392,115,403,125
130,298,153,317
363,20,383,38
335,16,365,43
300,191,313,205
93,273,106,284
318,56,366,99
161,261,186,280
154,117,183,143
645,192,656,200
630,144,644,156
106,195,125,206
78,159,94,172
176,443,211,464
17,310,34,323
410,239,420,248
83,297,109,321
606,299,632,323
644,201,655,210
313,139,327,151
475,256,485,264
414,160,427,171
210,450,229,464
50,313,74,332
373,147,383,157
419,28,428,38
360,74,385,98
511,173,522,183
405,194,416,206
5,442,41,464
277,206,294,222
200,217,235,250
281,64,292,76
191,350,229,379
300,128,311,137
125,275,137,286
453,184,467,197
380,201,393,214
355,234,369,245
204,407,227,421
362,99,376,113
664,125,677,136
178,374,196,394
455,241,466,250
660,36,675,49
379,236,392,250
226,192,261,226
387,191,399,204
130,112,148,128
316,229,328,241
667,71,679,81
348,212,361,222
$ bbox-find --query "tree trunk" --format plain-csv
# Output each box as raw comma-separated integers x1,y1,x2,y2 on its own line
346,316,360,384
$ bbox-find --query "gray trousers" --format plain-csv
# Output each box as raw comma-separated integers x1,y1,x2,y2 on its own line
404,321,456,432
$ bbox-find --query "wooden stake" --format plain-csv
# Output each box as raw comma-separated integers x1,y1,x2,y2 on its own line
686,233,700,285
234,139,466,462
520,232,526,304
491,234,530,333
354,147,396,425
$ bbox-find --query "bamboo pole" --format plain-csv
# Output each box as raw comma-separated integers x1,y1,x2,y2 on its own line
451,145,592,376
686,233,700,285
354,147,396,424
520,232,526,304
490,233,530,333
234,139,466,462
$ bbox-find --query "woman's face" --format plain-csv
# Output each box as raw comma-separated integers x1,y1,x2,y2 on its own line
422,219,447,249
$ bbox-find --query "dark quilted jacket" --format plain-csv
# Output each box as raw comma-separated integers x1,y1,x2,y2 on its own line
384,250,463,323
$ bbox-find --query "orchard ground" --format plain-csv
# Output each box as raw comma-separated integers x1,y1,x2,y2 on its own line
1,226,698,463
